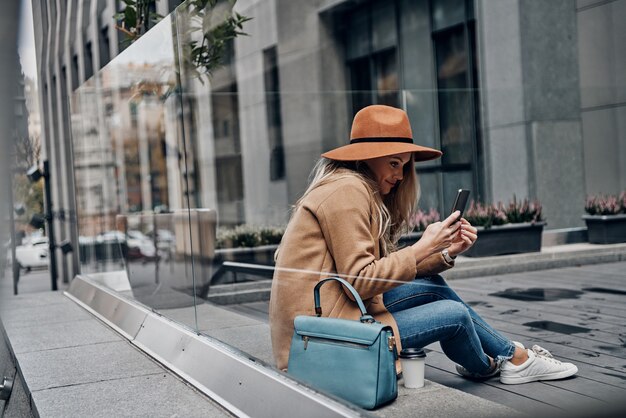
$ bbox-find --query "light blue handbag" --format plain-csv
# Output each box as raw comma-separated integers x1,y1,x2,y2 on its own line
287,277,398,410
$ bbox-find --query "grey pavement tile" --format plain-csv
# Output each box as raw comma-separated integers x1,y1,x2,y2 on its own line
204,323,273,364
18,340,163,391
0,290,70,313
422,365,560,417
132,285,197,310
161,302,261,332
31,372,229,418
5,318,122,354
375,380,522,418
0,268,64,299
0,298,89,328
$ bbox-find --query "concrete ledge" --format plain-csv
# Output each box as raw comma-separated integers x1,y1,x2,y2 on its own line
541,227,587,246
448,242,626,279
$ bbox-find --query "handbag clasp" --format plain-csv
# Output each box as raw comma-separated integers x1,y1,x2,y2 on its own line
387,335,396,352
360,315,375,323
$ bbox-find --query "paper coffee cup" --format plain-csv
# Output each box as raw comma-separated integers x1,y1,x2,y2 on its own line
399,348,426,389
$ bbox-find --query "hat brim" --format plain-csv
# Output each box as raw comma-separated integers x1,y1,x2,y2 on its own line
321,142,442,162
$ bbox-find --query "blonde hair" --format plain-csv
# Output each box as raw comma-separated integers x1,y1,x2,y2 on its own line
294,157,420,256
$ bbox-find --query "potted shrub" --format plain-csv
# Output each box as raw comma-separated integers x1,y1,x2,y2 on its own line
215,224,284,265
461,197,545,257
582,192,626,244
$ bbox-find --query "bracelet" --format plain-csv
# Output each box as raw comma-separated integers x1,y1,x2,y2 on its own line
441,249,456,263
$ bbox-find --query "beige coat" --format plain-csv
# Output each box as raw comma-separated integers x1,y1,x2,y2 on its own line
269,172,454,371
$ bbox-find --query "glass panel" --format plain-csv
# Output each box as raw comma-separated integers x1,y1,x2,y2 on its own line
67,0,485,397
434,26,473,165
70,14,200,328
431,0,466,31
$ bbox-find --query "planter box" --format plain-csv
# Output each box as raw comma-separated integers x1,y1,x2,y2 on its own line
210,245,278,285
463,222,545,258
214,244,278,265
582,214,626,244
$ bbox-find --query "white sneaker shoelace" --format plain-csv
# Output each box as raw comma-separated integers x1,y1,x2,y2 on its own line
530,345,567,365
530,344,553,358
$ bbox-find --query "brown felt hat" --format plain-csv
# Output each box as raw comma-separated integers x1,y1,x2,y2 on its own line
321,105,442,162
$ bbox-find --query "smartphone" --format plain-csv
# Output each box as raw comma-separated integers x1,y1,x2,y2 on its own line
450,189,470,221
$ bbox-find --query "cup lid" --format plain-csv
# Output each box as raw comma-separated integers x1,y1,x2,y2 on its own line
399,347,426,359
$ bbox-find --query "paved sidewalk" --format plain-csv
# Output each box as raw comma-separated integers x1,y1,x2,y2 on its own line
1,268,519,417
3,245,626,417
0,269,230,417
230,261,626,417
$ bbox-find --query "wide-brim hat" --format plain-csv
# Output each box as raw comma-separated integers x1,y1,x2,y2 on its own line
321,105,442,162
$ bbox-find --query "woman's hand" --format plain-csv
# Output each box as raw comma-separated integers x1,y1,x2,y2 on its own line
447,218,478,257
411,211,462,259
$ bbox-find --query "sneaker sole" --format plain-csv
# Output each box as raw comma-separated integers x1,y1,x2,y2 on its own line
500,365,578,385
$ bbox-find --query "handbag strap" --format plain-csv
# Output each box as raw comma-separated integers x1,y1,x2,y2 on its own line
313,277,375,323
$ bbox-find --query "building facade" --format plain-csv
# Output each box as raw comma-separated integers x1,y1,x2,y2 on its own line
32,0,626,282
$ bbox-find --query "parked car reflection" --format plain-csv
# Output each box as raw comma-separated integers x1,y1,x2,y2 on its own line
126,230,157,260
79,230,158,264
14,236,49,271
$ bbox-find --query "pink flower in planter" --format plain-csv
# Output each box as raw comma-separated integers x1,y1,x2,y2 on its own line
464,196,543,229
585,192,626,215
409,208,440,232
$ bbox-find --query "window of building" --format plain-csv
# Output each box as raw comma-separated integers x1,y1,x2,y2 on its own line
85,41,94,81
263,46,285,181
212,83,243,206
71,54,79,90
430,0,483,206
342,0,482,212
345,0,399,115
99,26,110,70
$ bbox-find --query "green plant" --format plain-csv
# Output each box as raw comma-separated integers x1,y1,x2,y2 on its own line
115,0,251,80
180,0,251,81
12,174,44,226
216,224,285,249
585,191,626,215
503,196,543,224
115,0,165,46
464,201,508,229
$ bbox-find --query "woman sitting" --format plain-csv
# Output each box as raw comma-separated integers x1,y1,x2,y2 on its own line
269,104,577,385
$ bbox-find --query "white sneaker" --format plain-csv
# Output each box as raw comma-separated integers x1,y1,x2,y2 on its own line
500,345,578,384
456,341,525,379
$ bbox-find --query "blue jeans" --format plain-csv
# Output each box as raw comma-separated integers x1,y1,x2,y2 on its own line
383,275,516,374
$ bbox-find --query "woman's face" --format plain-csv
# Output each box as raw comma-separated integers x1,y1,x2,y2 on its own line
363,152,412,195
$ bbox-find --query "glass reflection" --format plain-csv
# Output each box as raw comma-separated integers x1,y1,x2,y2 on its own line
71,14,200,324
68,0,483,375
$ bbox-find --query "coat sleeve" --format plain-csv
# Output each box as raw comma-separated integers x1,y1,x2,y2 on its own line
315,181,420,300
415,252,454,276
